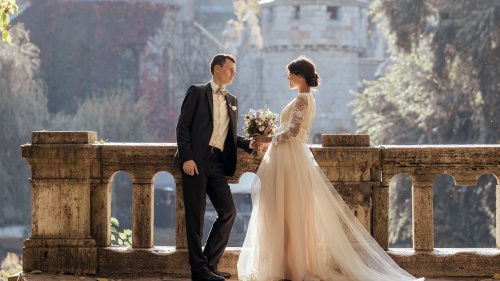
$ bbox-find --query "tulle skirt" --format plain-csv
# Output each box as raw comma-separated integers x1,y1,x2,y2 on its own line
237,139,424,281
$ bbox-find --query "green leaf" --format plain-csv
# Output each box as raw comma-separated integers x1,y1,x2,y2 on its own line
2,30,11,44
124,241,131,246
111,217,119,226
5,31,12,44
123,229,132,235
119,232,127,240
12,4,18,14
118,238,123,245
111,227,118,233
1,12,7,23
30,270,43,274
111,234,116,241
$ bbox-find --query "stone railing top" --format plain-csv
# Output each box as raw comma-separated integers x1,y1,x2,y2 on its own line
32,131,97,144
322,134,370,147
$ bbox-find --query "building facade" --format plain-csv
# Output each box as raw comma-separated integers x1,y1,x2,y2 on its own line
229,0,384,142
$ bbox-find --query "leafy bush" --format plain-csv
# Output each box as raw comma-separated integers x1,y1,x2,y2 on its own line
0,23,48,226
0,252,22,280
49,87,159,142
111,217,132,247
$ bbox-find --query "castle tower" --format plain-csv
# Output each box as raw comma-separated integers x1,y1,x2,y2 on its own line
258,0,369,142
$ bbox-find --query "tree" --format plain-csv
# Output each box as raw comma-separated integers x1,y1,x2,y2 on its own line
352,41,483,145
139,10,223,141
352,1,499,247
0,0,18,43
233,0,261,32
49,87,158,142
0,23,159,228
13,1,167,114
371,0,500,143
352,39,493,247
0,23,48,226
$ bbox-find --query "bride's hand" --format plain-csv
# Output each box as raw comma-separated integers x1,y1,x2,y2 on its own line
253,134,272,145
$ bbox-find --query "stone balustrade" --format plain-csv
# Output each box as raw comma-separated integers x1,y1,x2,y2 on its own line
21,131,500,277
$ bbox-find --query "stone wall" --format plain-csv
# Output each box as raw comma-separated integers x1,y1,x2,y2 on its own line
21,131,500,277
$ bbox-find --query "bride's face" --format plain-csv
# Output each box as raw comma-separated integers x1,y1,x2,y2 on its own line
287,72,302,89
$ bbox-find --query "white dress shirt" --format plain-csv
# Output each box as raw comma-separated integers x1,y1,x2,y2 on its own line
209,80,230,151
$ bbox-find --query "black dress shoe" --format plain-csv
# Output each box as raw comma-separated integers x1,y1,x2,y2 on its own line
208,266,231,279
191,267,225,281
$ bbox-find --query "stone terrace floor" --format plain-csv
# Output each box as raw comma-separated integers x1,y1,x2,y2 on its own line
5,273,498,281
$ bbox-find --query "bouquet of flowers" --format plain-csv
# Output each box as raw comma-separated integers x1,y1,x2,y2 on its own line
242,106,279,156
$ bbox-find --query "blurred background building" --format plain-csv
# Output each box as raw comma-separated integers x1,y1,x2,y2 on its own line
228,0,387,141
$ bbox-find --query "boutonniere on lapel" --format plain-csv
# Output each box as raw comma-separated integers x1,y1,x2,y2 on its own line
226,97,237,111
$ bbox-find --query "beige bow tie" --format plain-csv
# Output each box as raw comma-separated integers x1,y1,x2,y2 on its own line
215,88,228,96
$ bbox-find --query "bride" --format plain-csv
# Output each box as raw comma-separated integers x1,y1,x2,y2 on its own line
237,56,424,281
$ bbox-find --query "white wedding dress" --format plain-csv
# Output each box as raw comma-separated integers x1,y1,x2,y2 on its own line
237,92,424,281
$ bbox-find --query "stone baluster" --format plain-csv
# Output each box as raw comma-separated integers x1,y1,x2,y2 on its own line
132,178,154,248
372,184,389,250
174,178,188,249
21,131,98,274
91,169,112,247
412,182,434,251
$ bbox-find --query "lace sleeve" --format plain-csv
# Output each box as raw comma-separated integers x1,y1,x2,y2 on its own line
272,94,308,144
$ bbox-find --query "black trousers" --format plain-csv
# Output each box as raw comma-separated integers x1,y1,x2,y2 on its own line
181,149,237,272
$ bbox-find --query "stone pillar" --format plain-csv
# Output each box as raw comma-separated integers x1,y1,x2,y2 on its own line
175,178,188,249
412,182,434,251
21,131,98,274
317,134,380,233
91,181,112,247
132,180,154,248
372,185,389,250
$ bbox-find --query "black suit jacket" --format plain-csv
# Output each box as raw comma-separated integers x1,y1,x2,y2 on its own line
174,82,252,176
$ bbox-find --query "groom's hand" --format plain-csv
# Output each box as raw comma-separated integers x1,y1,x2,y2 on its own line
183,160,199,176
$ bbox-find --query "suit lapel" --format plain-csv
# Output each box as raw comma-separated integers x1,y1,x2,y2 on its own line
205,83,213,117
225,95,237,140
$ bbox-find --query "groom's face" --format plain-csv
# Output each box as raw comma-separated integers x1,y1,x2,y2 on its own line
215,59,236,87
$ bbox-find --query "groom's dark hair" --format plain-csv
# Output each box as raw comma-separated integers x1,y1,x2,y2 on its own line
210,54,236,75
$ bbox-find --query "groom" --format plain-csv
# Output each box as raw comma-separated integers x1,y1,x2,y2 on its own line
174,54,255,281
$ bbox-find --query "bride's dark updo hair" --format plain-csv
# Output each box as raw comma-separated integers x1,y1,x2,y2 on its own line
286,55,320,88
